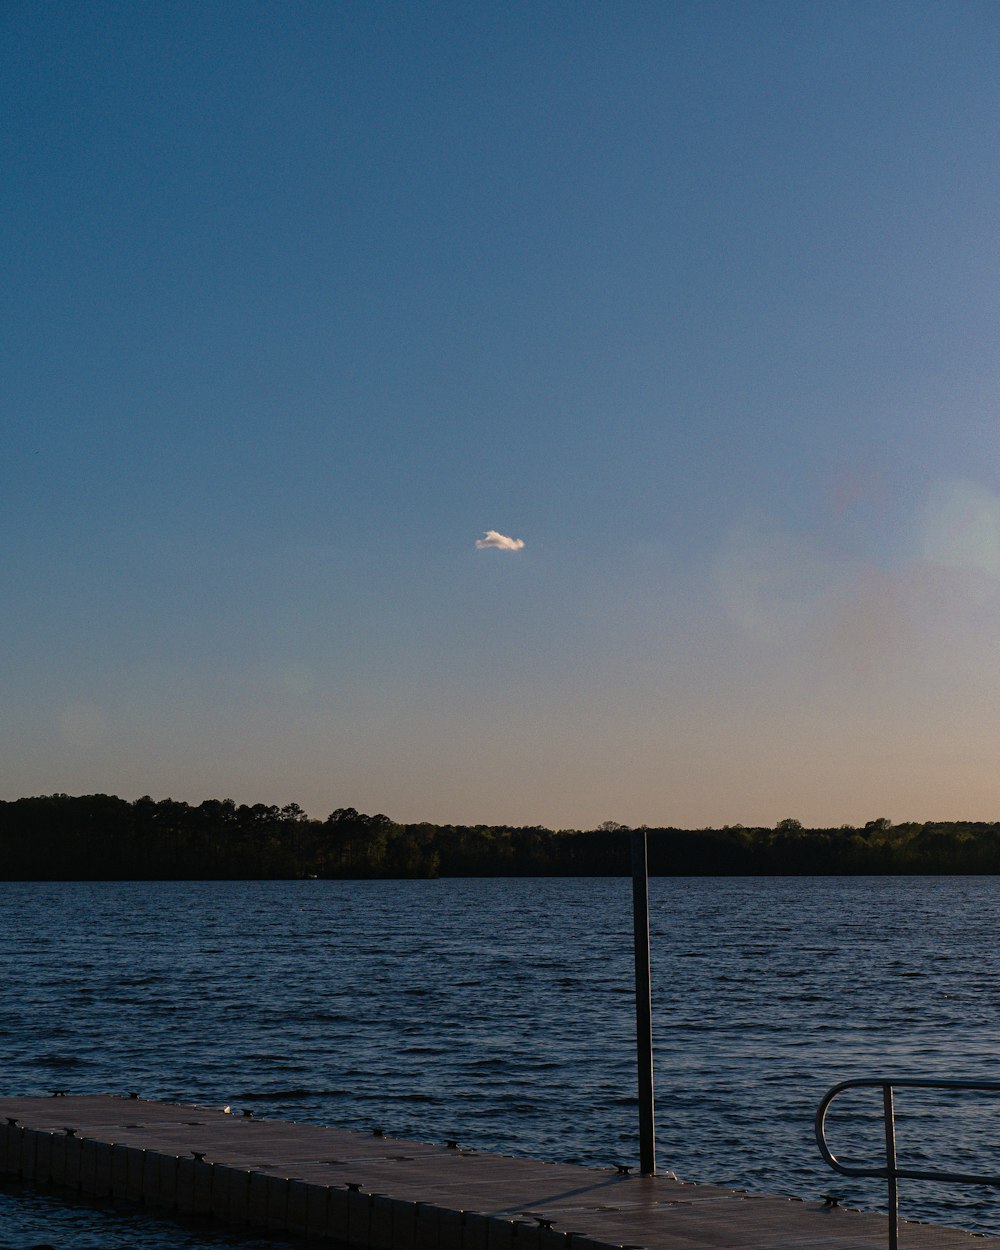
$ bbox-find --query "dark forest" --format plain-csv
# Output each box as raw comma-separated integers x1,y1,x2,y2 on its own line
2,795,1000,879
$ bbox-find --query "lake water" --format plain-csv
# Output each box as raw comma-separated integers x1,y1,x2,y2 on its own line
1,875,999,1247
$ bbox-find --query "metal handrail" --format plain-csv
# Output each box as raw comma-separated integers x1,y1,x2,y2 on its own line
816,1078,1000,1250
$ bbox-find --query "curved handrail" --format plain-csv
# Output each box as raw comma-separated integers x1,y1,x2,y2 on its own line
816,1077,1000,1187
817,1077,1000,1250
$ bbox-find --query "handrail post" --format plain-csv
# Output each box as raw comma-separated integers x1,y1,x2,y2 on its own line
631,828,656,1175
883,1083,898,1250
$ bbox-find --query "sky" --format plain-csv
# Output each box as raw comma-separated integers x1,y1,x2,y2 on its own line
4,1,1000,829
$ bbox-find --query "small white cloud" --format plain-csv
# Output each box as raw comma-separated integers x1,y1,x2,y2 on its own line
475,530,525,551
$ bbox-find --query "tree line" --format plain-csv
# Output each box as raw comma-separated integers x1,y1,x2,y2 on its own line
2,794,1000,878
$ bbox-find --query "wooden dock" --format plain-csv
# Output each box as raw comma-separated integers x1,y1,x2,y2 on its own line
0,1095,994,1249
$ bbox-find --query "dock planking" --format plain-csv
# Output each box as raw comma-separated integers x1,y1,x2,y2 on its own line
0,1095,995,1249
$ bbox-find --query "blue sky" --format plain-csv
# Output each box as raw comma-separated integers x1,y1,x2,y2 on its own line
5,1,1000,827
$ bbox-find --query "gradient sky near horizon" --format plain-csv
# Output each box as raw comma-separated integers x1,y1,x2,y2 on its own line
5,1,1000,829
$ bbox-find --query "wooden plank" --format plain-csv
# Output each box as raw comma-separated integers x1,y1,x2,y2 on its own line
0,1095,993,1250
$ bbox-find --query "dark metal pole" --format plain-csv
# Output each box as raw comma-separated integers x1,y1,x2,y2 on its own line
883,1083,898,1250
631,828,656,1175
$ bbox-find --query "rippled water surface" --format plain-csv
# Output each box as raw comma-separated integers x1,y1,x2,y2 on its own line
2,876,999,1247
